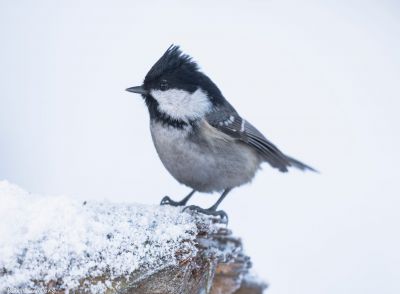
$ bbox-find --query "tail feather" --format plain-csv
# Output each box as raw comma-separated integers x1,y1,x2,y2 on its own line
286,155,318,173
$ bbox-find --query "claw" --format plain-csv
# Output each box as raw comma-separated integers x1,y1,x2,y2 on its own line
160,196,186,207
183,205,228,224
160,196,170,205
183,205,199,213
213,210,229,224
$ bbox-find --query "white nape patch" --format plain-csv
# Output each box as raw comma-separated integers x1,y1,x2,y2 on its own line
151,88,212,121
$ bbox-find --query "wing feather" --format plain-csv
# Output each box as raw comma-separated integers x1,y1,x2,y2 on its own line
206,108,315,172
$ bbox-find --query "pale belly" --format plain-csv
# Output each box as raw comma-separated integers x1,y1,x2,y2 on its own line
150,121,261,192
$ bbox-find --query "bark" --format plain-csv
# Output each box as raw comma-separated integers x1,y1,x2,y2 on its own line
114,224,267,294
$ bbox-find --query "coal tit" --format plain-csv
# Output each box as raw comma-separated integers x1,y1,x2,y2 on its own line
126,45,316,221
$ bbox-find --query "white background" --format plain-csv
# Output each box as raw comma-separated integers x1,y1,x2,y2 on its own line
1,1,399,293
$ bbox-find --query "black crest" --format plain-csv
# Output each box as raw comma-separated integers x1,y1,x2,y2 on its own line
144,45,199,83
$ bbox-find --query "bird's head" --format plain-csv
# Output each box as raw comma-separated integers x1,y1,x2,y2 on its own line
126,45,225,122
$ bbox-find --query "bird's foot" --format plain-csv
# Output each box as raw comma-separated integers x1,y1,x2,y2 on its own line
160,196,187,207
183,205,228,224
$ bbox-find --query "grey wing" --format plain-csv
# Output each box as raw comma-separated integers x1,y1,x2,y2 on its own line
206,107,316,172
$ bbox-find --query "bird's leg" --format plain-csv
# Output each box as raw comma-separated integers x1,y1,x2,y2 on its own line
184,188,232,223
160,190,196,207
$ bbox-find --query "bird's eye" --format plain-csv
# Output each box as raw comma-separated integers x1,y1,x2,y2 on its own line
160,80,169,91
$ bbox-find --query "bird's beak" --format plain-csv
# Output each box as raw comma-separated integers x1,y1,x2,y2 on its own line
125,85,149,95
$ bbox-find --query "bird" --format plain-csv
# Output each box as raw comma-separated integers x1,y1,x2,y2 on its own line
126,45,316,221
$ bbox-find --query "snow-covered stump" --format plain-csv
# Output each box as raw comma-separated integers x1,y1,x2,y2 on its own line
0,181,267,294
114,226,266,294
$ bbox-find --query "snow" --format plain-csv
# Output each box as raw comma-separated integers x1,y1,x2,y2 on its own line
0,181,207,293
242,271,268,289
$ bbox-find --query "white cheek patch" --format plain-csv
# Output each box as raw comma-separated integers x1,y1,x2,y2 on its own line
151,88,212,121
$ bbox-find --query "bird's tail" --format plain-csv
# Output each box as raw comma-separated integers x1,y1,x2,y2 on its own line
286,155,318,173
